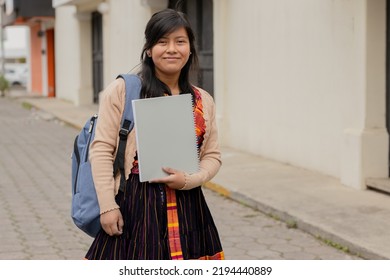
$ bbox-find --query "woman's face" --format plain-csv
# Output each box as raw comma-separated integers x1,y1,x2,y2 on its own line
149,27,191,79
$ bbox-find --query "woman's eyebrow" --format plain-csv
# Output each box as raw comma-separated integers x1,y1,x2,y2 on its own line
159,34,188,40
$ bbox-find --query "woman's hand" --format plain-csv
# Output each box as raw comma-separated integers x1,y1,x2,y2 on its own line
149,167,186,190
100,209,124,236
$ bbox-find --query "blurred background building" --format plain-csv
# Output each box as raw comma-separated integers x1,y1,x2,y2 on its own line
1,0,389,195
1,26,29,88
0,0,54,96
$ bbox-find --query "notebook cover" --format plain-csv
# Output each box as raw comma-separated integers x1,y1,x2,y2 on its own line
132,94,199,182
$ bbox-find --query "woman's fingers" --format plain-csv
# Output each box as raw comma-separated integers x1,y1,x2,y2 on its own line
162,167,178,175
149,167,185,189
100,209,123,236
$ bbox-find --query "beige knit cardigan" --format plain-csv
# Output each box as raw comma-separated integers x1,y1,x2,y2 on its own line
90,78,222,214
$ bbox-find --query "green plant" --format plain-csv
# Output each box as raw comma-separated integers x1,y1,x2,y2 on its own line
286,220,297,229
0,74,9,96
317,236,350,253
21,101,33,110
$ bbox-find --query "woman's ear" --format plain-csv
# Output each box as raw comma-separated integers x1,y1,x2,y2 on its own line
146,50,152,57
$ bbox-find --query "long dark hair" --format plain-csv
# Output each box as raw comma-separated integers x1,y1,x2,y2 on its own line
138,9,199,98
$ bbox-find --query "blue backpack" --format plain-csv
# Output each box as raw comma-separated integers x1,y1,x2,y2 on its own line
71,74,141,237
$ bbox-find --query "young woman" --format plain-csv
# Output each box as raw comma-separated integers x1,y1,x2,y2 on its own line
86,8,224,260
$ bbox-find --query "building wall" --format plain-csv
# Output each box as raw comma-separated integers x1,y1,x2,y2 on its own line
55,0,154,105
213,0,388,189
54,5,83,104
54,0,389,189
102,0,151,86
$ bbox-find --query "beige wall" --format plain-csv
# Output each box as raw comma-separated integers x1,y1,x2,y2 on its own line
213,0,388,189
102,0,151,87
55,0,389,189
54,5,86,105
54,0,161,105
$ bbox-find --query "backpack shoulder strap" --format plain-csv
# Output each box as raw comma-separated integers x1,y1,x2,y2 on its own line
117,73,141,130
113,74,141,190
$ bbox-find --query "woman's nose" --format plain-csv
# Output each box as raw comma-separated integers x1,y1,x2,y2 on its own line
166,41,177,53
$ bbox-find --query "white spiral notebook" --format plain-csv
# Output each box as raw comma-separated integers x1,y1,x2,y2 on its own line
132,94,200,182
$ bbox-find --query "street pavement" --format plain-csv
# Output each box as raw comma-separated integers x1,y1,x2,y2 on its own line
0,96,361,260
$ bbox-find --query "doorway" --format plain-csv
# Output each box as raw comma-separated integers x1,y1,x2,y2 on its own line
169,0,214,96
92,11,103,103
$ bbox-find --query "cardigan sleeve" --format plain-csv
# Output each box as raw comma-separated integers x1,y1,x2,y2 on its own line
185,90,222,189
89,79,125,214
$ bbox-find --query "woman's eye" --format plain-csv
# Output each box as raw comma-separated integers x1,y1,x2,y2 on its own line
158,40,167,44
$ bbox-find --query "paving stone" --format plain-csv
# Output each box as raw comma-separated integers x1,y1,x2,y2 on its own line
0,98,363,260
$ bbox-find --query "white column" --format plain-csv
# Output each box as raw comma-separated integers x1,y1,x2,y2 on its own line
340,0,388,189
24,27,31,91
140,0,168,14
213,0,227,144
75,12,93,106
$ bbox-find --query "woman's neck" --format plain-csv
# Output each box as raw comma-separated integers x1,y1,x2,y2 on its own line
156,72,180,95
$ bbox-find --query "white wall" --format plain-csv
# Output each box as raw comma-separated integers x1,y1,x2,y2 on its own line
55,0,151,105
55,0,157,104
54,0,388,188
340,0,388,189
103,0,151,86
54,5,82,104
214,0,388,189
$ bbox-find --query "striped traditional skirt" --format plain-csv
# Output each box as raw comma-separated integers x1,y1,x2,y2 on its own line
85,173,224,260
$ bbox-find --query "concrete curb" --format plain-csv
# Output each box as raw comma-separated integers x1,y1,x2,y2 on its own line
204,181,385,260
